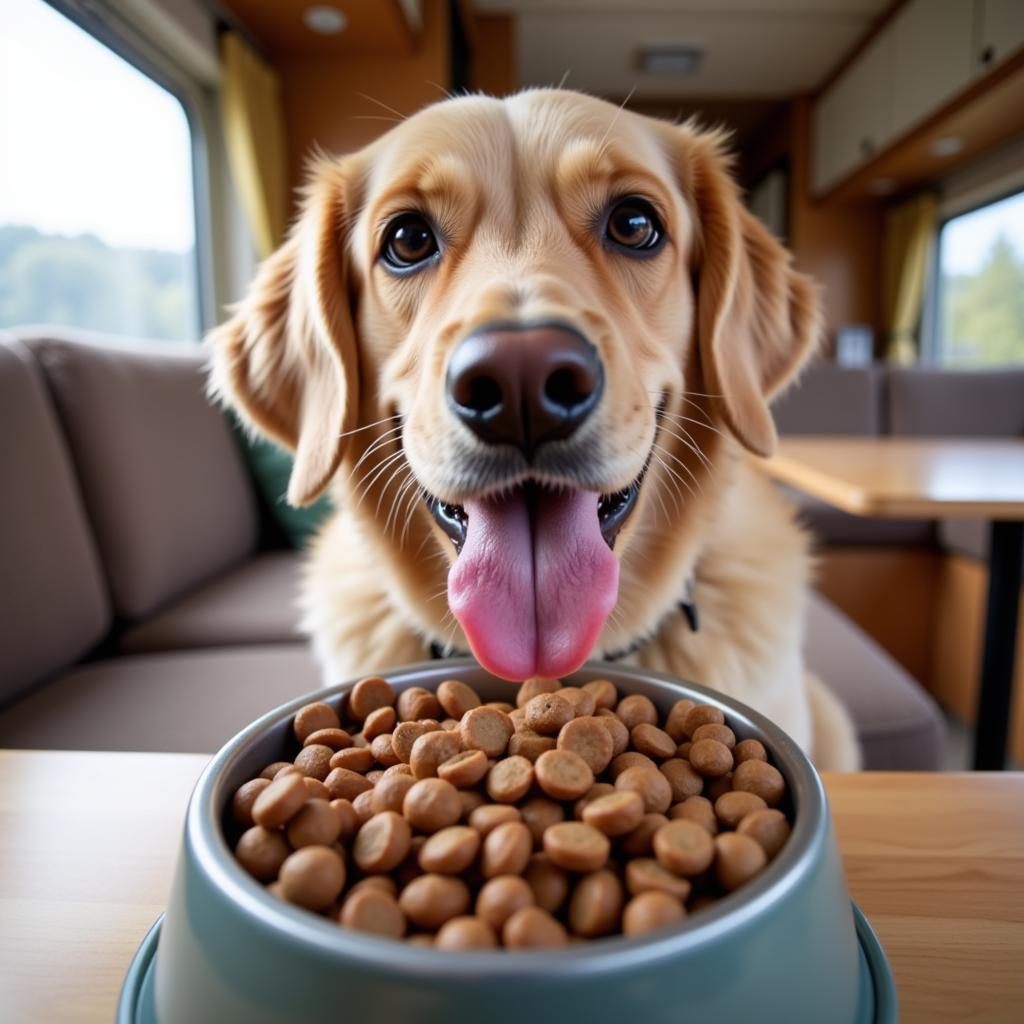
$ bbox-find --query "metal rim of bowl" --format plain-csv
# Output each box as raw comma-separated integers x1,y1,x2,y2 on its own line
189,658,831,979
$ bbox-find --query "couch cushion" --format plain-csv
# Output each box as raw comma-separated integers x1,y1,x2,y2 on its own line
0,645,321,753
805,591,944,770
781,485,936,547
773,363,883,437
19,330,260,619
120,551,302,653
887,367,1024,437
0,336,110,700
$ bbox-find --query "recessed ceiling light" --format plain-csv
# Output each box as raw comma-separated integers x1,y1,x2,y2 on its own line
867,177,897,196
931,136,964,158
637,45,704,76
303,5,347,36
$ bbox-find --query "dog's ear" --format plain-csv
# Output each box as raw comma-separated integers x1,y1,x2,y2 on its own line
207,160,360,506
680,129,821,457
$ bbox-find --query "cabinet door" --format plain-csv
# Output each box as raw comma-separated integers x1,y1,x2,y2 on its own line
890,0,974,135
976,0,1024,70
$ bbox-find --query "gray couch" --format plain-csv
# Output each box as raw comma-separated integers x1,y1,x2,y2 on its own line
0,330,944,767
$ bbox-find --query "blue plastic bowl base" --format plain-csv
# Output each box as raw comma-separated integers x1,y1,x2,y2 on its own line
119,902,896,1024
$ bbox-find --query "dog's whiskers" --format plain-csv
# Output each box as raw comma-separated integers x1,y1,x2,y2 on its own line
356,92,408,122
658,423,714,474
336,414,400,442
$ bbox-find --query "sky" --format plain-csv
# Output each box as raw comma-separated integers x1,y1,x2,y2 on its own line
0,0,195,253
941,189,1024,277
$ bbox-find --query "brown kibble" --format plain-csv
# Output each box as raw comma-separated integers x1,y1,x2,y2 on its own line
486,755,534,804
397,687,443,723
715,790,767,829
569,870,624,938
615,694,658,729
294,744,334,782
476,874,535,930
516,677,561,708
620,813,668,857
354,811,413,873
595,712,630,757
329,747,375,773
259,761,292,781
403,777,462,833
706,772,734,801
715,832,768,891
543,822,610,872
582,790,645,836
437,679,482,719
653,819,715,876
630,723,677,761
399,874,471,930
733,760,786,807
468,803,522,836
481,820,533,877
437,749,489,788
287,799,343,849
689,738,734,778
274,764,302,780
692,723,737,749
392,720,439,763
435,916,498,950
664,699,697,742
508,730,557,762
366,771,385,784
558,716,615,774
519,797,565,846
615,765,672,814
459,789,486,820
252,772,308,828
558,687,597,718
330,798,360,841
324,767,374,802
524,854,569,913
503,906,569,948
660,758,705,802
734,738,769,765
293,702,340,744
410,729,462,780
622,892,684,936
609,751,657,779
460,706,515,757
303,777,331,801
737,808,791,859
370,772,416,815
349,676,396,721
573,782,616,820
349,875,398,898
278,846,345,910
487,701,515,714
352,788,376,824
303,728,352,751
535,748,594,801
418,825,481,874
509,708,527,731
525,693,574,735
235,826,290,881
232,778,270,827
624,858,692,900
676,742,692,760
370,733,401,768
582,678,618,710
340,887,406,939
362,706,397,741
669,795,719,835
682,704,725,738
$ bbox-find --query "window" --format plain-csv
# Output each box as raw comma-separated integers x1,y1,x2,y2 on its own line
932,188,1024,367
0,0,200,343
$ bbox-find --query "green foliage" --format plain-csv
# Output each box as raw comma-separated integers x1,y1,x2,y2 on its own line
942,233,1024,367
0,224,196,341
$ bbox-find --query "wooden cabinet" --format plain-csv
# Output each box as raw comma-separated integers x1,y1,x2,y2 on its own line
976,0,1024,70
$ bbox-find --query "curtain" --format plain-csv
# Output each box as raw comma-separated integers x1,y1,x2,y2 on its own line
220,32,288,260
882,192,938,364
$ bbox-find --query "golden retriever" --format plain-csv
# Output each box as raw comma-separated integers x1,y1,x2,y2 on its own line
209,89,860,771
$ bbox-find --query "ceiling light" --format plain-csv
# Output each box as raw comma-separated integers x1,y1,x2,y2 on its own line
637,45,704,76
931,136,964,158
303,5,347,36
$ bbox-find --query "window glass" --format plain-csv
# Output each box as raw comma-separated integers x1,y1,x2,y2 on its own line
0,0,199,342
935,189,1024,367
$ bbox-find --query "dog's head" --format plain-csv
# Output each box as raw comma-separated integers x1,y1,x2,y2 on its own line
209,90,819,680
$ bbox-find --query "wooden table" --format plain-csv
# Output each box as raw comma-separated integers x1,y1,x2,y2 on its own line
761,437,1024,769
1,750,1022,1023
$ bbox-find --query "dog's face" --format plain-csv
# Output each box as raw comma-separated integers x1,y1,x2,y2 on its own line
210,90,819,681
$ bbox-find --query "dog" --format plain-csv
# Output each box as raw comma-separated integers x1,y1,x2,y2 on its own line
209,89,860,771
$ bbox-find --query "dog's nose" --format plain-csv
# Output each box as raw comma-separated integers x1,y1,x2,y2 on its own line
446,324,604,455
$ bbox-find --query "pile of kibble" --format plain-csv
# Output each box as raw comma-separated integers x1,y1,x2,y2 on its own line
229,676,792,949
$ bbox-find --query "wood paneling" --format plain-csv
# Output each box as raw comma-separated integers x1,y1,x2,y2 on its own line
470,14,516,97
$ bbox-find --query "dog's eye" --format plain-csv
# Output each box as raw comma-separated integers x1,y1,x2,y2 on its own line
382,214,439,270
605,198,663,252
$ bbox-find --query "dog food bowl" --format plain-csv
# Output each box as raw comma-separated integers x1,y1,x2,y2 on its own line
119,660,896,1023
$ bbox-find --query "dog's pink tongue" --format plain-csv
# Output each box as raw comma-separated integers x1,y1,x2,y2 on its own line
448,488,619,680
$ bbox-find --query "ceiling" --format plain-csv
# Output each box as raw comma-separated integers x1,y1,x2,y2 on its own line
474,0,891,99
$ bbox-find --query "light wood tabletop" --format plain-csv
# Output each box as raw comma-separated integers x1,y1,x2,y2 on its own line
1,750,1022,1023
759,437,1024,519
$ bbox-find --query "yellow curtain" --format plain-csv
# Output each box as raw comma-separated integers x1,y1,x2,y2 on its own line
882,192,938,364
220,32,288,260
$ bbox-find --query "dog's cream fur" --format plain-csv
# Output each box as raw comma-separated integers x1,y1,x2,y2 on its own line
209,90,860,771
